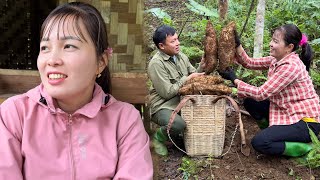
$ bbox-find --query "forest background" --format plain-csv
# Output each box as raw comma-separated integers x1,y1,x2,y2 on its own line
145,0,320,87
144,0,320,179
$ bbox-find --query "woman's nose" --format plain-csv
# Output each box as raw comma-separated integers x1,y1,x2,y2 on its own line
47,50,63,66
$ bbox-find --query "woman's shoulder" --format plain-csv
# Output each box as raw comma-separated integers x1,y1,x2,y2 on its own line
105,95,139,114
1,86,41,110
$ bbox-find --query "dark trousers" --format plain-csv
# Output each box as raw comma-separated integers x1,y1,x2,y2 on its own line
244,98,320,155
151,109,186,136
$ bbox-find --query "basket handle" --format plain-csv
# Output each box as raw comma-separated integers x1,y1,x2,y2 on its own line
167,96,194,132
211,95,246,146
167,95,250,157
167,96,195,154
212,95,250,156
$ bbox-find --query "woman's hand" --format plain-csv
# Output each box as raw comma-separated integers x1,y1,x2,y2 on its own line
234,30,241,48
218,67,237,83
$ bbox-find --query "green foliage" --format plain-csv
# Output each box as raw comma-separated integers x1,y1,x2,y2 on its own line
180,46,203,63
145,8,171,19
310,69,320,88
296,127,320,169
162,17,174,27
288,168,302,180
235,66,267,86
178,157,199,179
147,0,320,86
185,0,218,17
178,156,216,180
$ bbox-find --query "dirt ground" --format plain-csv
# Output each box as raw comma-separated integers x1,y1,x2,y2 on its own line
151,111,320,179
144,0,320,179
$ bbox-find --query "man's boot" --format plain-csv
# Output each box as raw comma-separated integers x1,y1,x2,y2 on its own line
283,141,312,157
152,128,169,156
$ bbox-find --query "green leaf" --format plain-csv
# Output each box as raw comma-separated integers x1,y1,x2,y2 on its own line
310,38,320,45
185,0,218,17
309,128,320,146
288,168,294,176
145,8,171,19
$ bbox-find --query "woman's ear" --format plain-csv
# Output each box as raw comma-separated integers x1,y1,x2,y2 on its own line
288,43,294,51
96,52,108,76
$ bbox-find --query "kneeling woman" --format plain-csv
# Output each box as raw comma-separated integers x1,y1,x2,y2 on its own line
220,24,320,157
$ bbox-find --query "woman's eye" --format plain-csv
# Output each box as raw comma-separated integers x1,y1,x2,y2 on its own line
40,46,48,51
65,44,78,49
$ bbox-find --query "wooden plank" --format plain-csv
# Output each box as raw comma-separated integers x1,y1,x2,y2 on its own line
110,12,118,35
126,35,135,54
135,34,143,45
111,72,147,104
117,55,133,63
0,71,41,94
118,13,136,23
128,0,137,13
117,23,128,45
128,24,142,35
133,45,142,64
136,0,143,24
0,70,148,104
108,34,118,46
100,1,111,23
110,54,118,71
110,2,128,13
113,45,127,53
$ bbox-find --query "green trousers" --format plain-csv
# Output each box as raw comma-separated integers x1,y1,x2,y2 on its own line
151,109,186,136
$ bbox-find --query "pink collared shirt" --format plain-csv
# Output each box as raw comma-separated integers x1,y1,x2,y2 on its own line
0,84,153,180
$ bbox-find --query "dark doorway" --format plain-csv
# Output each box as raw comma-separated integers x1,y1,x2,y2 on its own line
0,0,57,70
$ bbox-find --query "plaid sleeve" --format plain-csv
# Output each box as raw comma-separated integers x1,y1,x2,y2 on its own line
237,61,300,101
236,50,273,70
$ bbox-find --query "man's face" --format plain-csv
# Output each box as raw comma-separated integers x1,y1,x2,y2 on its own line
159,33,180,56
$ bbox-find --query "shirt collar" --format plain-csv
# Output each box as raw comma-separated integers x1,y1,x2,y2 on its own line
158,50,180,61
34,83,113,118
274,52,297,67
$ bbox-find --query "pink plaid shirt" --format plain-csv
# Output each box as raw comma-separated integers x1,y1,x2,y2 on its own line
236,51,320,126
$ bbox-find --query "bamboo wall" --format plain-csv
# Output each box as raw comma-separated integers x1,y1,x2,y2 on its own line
59,0,146,72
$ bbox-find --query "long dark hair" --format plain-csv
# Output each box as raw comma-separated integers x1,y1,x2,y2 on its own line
275,24,313,71
40,2,112,94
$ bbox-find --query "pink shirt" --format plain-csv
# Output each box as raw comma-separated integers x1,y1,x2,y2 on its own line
0,84,153,180
236,51,320,126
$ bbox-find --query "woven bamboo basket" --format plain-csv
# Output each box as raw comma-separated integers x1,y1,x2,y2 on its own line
181,95,226,157
168,95,248,157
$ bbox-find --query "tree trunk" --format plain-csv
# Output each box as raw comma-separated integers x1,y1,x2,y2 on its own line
253,0,265,58
218,0,228,20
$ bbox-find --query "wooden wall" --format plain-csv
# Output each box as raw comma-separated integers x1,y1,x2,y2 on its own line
59,0,147,72
0,70,148,104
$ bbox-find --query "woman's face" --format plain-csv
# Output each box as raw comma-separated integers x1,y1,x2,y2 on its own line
269,30,293,61
37,16,104,108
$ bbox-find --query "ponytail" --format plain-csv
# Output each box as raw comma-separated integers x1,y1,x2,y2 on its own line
277,24,313,72
300,43,313,72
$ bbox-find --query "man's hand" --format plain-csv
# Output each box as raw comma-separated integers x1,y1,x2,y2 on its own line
219,67,237,82
186,72,205,81
234,30,241,48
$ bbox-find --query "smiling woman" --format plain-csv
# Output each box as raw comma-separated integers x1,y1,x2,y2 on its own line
0,2,153,179
219,24,320,158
